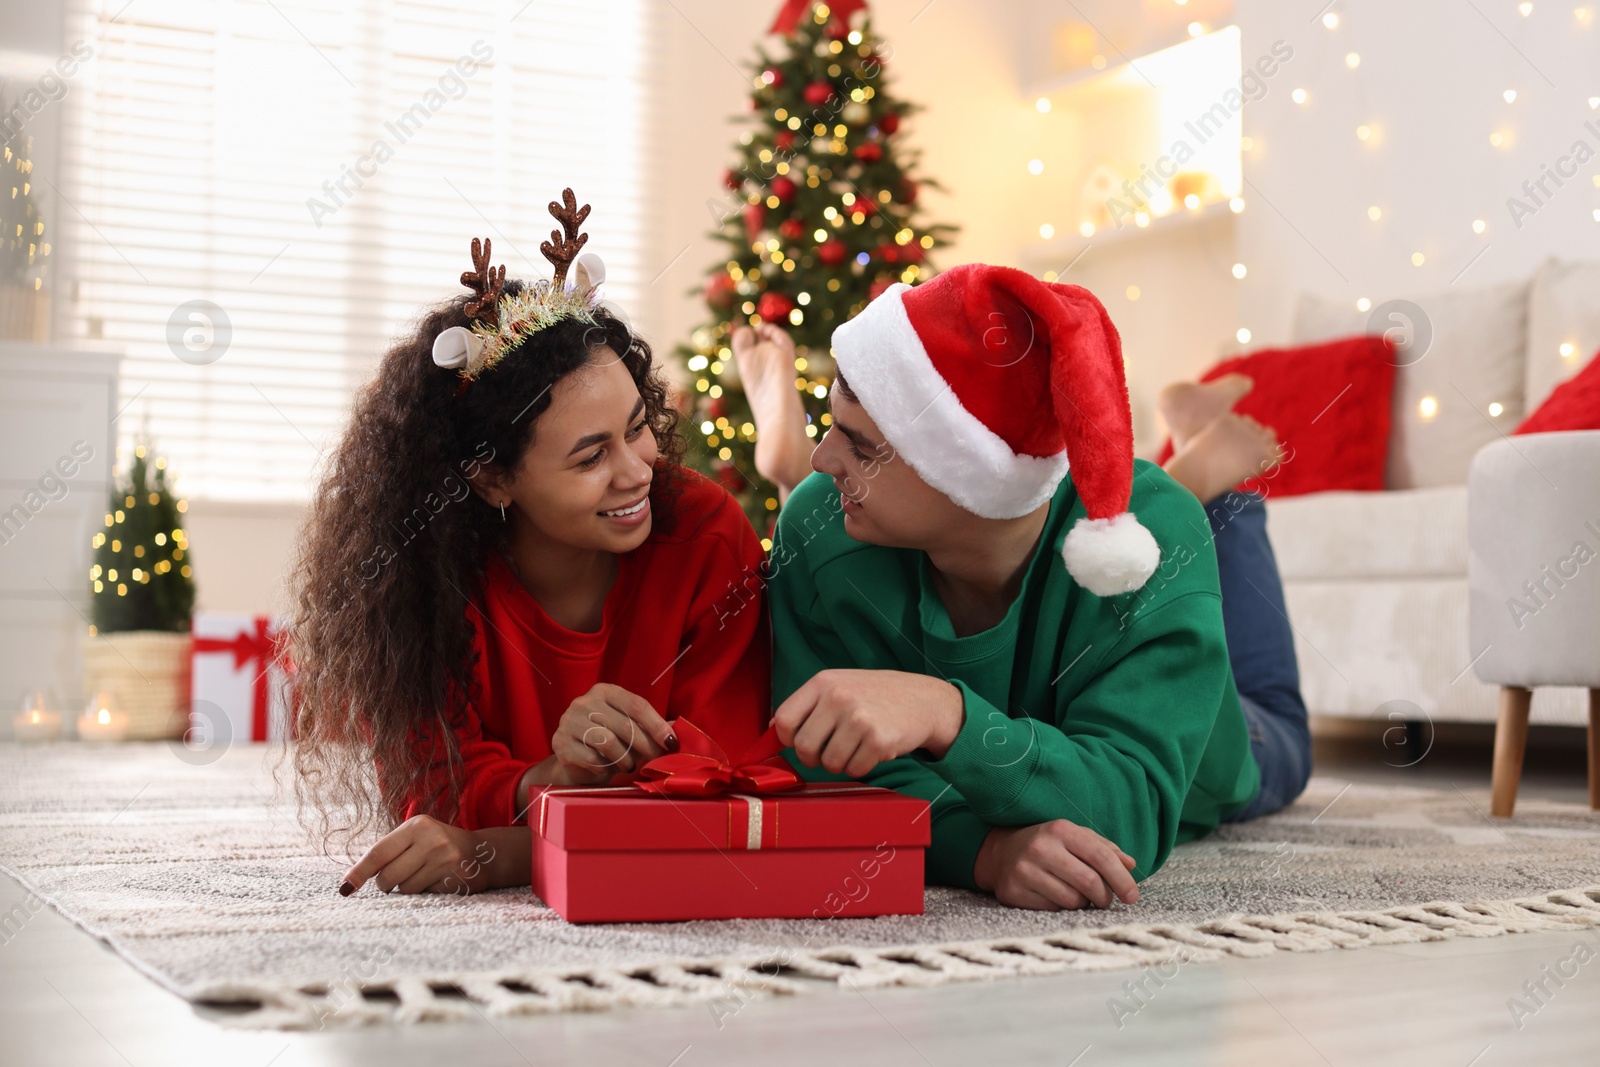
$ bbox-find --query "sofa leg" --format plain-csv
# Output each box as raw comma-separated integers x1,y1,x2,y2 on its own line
1589,689,1599,811
1490,687,1532,818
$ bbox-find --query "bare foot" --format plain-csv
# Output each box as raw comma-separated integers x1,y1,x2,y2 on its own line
1158,373,1254,451
1162,413,1284,504
730,323,814,494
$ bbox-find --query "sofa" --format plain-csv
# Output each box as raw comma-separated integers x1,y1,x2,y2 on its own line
1258,258,1600,727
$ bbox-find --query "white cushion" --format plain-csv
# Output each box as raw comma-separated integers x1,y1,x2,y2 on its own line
1292,281,1528,489
1525,257,1600,411
1265,486,1467,581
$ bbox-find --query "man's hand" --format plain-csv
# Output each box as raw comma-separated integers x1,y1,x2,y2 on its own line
974,820,1140,911
550,683,677,784
341,815,500,896
773,669,965,778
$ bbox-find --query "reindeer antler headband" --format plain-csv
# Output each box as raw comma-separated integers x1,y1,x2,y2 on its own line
431,188,628,381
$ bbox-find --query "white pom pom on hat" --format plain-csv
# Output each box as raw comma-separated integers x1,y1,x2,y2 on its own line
829,263,1160,596
1061,512,1162,596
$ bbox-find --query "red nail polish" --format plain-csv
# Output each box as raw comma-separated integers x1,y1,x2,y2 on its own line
339,880,355,897
664,732,679,752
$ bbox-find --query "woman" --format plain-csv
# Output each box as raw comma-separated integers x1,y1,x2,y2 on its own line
288,191,770,897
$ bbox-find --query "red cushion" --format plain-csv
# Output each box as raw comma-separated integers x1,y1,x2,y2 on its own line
1514,349,1600,434
1155,335,1397,497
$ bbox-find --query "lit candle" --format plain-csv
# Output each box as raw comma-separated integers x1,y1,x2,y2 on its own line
12,693,62,742
77,692,130,743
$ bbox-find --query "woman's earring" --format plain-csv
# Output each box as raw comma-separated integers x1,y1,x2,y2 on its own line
499,501,507,523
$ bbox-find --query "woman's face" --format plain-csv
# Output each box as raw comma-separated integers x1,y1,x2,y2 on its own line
489,347,658,554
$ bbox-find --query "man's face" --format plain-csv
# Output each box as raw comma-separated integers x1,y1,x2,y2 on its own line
809,384,970,549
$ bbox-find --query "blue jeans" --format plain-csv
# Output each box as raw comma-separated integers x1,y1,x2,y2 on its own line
1204,492,1312,822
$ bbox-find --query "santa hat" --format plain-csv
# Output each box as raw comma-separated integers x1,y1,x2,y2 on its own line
829,264,1159,596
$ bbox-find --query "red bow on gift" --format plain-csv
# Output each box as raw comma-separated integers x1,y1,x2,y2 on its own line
769,0,868,36
192,618,287,741
634,719,803,797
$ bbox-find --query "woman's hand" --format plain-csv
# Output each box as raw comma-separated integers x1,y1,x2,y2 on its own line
550,683,678,783
340,815,500,896
773,669,965,778
973,820,1140,911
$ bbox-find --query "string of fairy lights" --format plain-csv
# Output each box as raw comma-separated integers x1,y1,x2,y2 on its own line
1022,1,1596,426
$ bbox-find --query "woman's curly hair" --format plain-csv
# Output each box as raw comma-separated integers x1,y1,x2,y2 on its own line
283,283,683,854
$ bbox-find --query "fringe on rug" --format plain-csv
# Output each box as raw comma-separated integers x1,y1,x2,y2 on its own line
208,884,1600,1030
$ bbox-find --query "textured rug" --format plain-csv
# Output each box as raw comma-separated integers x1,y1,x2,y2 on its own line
1,741,1598,1030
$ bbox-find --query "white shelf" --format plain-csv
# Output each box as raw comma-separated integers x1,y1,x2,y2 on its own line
1024,25,1208,100
1020,200,1237,274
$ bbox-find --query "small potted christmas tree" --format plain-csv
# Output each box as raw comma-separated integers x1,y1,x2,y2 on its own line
82,443,197,740
0,115,51,341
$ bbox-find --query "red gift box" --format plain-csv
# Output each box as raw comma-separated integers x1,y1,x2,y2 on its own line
528,724,931,923
190,613,295,743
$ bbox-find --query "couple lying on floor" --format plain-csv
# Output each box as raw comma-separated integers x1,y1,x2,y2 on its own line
288,215,1311,913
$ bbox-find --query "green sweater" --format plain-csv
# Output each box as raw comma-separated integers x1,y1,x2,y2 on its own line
768,462,1260,890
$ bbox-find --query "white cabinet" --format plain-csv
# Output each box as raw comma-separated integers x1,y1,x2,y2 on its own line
0,344,120,722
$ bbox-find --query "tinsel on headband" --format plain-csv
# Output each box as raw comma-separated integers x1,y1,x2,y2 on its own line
461,282,600,378
432,188,617,383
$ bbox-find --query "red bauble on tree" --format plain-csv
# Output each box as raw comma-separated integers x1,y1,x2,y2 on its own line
744,202,767,238
803,81,836,106
707,395,727,420
875,242,900,265
879,112,900,135
778,218,806,240
901,239,925,264
898,177,918,205
817,239,848,267
854,142,884,163
704,272,737,310
771,176,798,203
850,197,877,218
757,291,795,321
723,168,743,190
774,130,796,151
763,67,784,88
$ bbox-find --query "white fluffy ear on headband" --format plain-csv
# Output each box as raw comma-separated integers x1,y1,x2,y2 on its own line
571,251,631,328
432,325,483,370
573,251,606,292
1061,512,1161,597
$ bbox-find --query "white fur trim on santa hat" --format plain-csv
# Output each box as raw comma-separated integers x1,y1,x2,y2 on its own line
830,283,1070,519
1061,512,1161,596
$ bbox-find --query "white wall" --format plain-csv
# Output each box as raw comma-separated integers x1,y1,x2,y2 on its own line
181,501,303,615
1235,0,1600,343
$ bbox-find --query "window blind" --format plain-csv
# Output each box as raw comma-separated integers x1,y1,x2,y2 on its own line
61,0,652,501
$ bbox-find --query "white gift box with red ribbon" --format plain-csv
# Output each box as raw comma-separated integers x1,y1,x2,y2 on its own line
189,613,293,744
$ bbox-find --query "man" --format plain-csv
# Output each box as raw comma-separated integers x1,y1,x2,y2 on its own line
757,264,1310,911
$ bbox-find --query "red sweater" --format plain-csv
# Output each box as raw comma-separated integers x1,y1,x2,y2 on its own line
404,470,772,830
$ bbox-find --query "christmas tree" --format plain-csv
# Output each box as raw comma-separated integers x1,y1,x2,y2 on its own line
90,444,196,634
1,129,49,289
678,0,955,531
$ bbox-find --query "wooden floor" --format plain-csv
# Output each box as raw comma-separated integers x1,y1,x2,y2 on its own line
3,730,1596,1066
